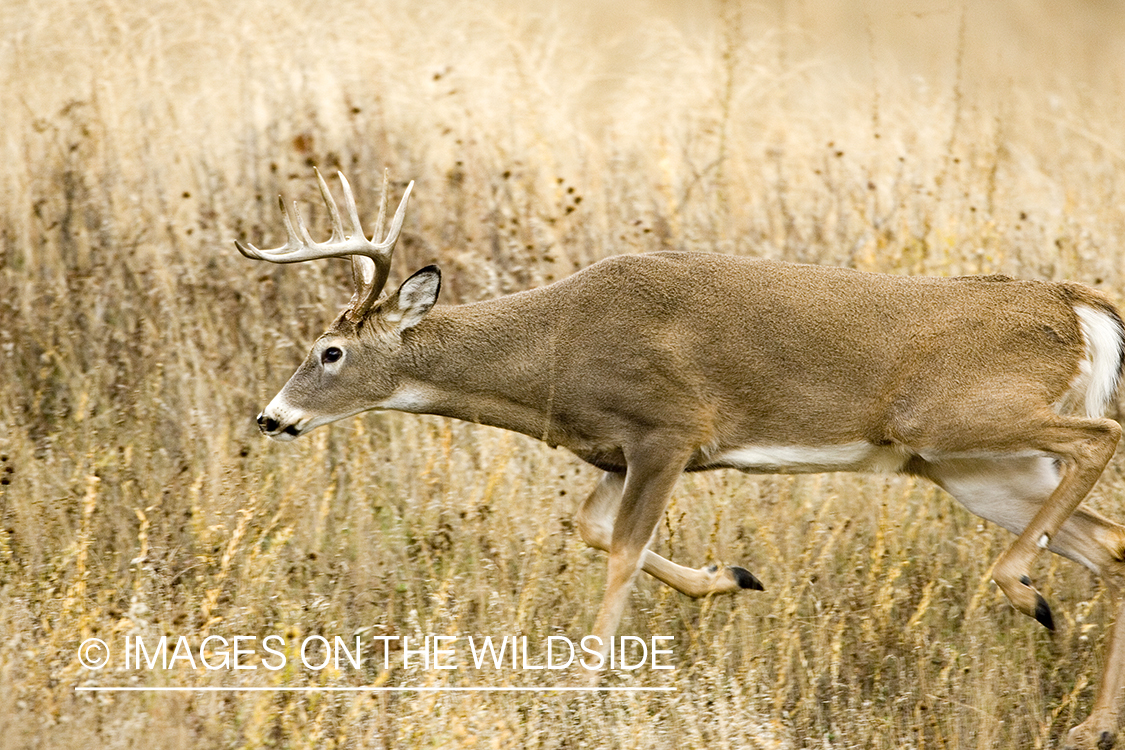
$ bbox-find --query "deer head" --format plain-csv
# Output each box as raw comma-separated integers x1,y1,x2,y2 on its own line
237,170,439,439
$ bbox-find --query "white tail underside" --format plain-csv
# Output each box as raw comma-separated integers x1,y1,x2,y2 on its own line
1070,304,1125,418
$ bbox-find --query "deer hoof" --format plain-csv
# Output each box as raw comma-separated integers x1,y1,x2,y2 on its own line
1019,576,1055,631
1065,720,1116,750
1034,592,1055,631
730,566,764,591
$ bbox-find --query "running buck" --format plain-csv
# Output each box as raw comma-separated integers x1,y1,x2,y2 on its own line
238,170,1124,750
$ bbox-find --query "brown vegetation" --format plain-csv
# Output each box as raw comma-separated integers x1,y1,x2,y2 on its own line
1,1,1123,747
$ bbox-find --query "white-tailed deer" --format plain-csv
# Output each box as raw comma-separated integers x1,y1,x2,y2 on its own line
238,170,1124,749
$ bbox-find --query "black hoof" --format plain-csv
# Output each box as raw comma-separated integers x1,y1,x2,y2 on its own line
730,566,764,591
1035,593,1055,631
1099,730,1115,750
1017,575,1054,630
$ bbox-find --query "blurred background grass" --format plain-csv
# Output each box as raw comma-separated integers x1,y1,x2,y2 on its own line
1,0,1124,747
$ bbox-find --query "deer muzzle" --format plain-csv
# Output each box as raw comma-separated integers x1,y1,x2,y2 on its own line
255,403,305,441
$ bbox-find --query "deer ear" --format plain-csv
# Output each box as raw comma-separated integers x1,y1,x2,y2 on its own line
386,265,441,331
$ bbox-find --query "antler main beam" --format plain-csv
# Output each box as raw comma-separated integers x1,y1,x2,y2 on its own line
236,169,414,317
236,168,413,264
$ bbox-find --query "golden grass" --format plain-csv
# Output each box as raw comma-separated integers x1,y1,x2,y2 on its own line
2,0,1124,747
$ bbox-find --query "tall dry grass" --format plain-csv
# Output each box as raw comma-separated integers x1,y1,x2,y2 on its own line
1,0,1124,747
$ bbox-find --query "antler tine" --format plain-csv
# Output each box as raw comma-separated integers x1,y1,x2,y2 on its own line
382,180,414,247
349,169,389,300
314,167,346,243
291,198,318,248
337,171,366,240
372,169,389,243
233,195,305,260
340,171,379,299
278,195,301,249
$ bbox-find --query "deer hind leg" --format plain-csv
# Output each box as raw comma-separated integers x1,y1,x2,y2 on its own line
577,471,763,598
913,414,1120,629
920,454,1125,591
919,442,1125,750
985,416,1120,630
1067,585,1125,750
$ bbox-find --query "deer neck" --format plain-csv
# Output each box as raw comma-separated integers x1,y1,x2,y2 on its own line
387,298,561,443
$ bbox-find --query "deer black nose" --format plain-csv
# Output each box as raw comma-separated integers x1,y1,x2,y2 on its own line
257,413,280,433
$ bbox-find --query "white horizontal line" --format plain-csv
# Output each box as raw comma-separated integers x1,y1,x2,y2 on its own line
75,686,674,693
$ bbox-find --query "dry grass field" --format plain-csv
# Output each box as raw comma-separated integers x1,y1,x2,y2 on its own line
2,0,1125,747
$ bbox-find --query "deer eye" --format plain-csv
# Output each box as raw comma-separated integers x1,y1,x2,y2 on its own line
322,346,343,364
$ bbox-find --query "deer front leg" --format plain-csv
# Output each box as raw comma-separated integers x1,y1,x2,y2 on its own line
585,447,692,675
990,417,1120,630
577,471,763,597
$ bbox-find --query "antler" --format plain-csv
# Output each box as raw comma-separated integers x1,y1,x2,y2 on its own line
236,168,414,320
